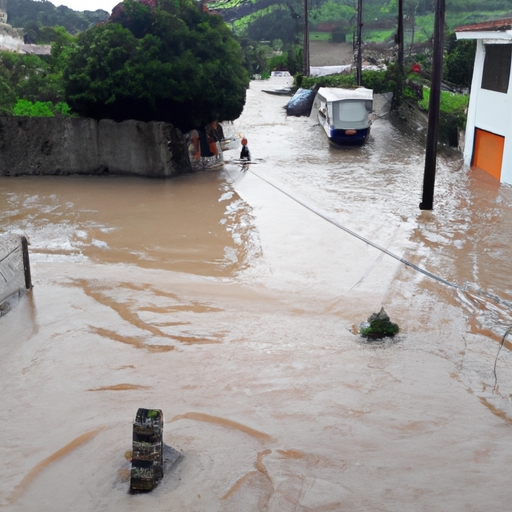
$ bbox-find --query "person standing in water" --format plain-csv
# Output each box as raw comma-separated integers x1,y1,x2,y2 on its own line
240,138,251,161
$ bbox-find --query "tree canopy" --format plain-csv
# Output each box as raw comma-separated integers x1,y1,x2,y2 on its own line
6,0,109,38
63,0,250,130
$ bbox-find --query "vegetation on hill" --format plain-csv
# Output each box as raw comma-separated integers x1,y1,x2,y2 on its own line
0,0,500,136
0,25,72,115
0,0,250,131
209,0,509,78
5,0,109,41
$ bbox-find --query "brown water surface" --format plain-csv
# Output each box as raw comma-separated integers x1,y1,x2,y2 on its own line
2,77,512,511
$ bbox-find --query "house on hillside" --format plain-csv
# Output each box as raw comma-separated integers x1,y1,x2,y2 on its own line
0,9,7,25
456,19,512,184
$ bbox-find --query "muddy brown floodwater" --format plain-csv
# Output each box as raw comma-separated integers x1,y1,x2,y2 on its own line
2,76,512,511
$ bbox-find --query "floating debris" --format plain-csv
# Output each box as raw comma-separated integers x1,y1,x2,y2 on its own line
359,307,399,340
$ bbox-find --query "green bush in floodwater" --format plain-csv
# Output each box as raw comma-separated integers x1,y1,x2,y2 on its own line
360,308,400,339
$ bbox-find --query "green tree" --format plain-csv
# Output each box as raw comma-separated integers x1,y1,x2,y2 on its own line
310,1,354,27
444,35,476,88
8,0,109,35
0,52,65,103
246,8,299,45
0,75,16,114
64,0,249,130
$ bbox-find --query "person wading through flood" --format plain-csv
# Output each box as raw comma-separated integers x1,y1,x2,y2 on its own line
240,138,251,161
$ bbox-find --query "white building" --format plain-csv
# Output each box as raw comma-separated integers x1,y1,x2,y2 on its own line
456,18,512,183
0,9,7,24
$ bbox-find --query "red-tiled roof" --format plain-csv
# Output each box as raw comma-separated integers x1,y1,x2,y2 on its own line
456,18,512,33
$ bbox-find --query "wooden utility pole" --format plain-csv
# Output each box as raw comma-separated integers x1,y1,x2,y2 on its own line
356,0,363,85
303,0,310,76
397,0,404,71
419,0,445,211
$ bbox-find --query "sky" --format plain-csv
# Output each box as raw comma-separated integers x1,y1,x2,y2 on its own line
53,1,121,13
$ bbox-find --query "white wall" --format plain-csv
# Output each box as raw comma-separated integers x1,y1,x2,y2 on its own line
0,33,23,51
463,38,512,184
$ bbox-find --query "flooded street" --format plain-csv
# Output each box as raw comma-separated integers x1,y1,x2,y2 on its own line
2,76,512,511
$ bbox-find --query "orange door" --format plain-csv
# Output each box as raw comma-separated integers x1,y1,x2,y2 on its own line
472,128,505,181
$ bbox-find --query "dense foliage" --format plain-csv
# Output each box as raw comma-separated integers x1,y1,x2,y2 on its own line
0,27,72,116
444,32,476,88
213,0,512,68
0,0,498,126
6,0,109,39
63,0,250,130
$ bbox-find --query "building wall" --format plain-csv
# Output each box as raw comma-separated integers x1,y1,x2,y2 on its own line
464,39,512,184
0,32,23,51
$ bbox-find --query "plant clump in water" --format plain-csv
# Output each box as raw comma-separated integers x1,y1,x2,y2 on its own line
359,307,399,340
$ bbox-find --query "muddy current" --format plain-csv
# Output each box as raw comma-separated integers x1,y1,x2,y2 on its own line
2,77,512,511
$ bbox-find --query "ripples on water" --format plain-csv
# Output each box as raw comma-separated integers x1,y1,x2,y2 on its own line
2,78,512,344
233,77,512,345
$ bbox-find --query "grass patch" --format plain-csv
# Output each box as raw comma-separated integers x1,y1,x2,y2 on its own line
363,29,395,43
419,88,469,113
310,31,332,41
417,87,469,144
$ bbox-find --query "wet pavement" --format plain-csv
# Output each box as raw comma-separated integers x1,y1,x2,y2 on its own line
1,76,512,511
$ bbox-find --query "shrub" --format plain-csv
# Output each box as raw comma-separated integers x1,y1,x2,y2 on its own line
12,99,75,117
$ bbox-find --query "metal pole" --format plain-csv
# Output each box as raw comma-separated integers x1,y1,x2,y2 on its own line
303,0,309,76
356,0,363,86
397,0,404,71
21,236,32,290
419,0,445,211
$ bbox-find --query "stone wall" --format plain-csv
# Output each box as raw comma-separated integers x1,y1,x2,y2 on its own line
0,116,192,177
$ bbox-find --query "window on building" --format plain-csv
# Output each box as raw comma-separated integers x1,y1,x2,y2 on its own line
481,44,512,93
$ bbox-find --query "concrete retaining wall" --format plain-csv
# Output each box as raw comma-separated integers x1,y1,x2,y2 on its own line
0,116,192,177
396,99,465,149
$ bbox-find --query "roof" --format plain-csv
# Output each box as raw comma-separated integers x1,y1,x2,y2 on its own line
455,18,512,39
21,44,51,55
317,87,373,103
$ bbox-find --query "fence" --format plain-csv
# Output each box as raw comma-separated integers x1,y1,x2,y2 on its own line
0,234,32,306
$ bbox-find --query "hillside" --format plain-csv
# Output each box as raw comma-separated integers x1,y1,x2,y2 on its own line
5,0,109,35
212,0,512,48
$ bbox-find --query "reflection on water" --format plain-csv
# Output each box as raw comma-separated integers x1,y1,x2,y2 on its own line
232,77,512,346
0,172,258,276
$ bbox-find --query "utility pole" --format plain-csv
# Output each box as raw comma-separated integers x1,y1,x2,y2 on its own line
397,0,404,71
356,0,363,86
303,0,310,76
419,0,445,211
